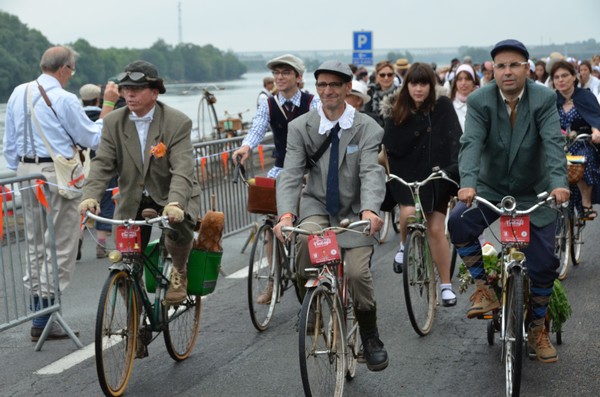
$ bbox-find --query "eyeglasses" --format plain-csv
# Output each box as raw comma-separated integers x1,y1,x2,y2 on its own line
378,72,394,78
315,81,345,89
116,71,157,82
272,69,293,77
65,64,76,76
492,62,528,71
553,73,572,80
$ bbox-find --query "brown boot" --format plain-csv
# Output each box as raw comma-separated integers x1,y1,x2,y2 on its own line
164,268,188,306
163,237,193,306
528,324,558,363
466,282,500,318
256,282,273,305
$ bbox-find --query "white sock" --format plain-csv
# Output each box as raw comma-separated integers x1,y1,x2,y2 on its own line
440,283,455,300
395,242,404,262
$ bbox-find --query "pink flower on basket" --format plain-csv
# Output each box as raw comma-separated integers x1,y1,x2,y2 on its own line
150,142,167,158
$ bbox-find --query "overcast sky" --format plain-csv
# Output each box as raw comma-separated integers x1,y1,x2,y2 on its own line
2,0,599,53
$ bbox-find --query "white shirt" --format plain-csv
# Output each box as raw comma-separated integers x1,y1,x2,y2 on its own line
130,106,156,163
3,74,103,170
452,98,467,132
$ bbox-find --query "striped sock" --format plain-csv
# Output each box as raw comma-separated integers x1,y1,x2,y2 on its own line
530,282,553,328
456,241,486,281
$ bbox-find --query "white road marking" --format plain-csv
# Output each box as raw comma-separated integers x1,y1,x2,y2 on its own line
227,265,249,279
36,342,95,375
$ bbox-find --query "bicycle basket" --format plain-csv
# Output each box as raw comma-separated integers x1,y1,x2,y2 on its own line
247,177,277,214
187,248,222,295
567,160,584,185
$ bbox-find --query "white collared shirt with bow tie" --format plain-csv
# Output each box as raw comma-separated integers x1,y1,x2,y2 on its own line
129,106,156,162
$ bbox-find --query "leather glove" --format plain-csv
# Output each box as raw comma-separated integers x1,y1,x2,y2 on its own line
163,202,185,223
79,198,100,215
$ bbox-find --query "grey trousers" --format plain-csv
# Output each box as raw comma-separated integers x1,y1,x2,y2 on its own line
296,215,376,311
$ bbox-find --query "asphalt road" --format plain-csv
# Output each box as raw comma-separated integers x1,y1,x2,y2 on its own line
1,219,599,397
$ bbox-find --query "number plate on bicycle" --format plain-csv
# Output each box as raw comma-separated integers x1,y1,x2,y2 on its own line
116,225,142,253
308,230,341,266
499,215,530,244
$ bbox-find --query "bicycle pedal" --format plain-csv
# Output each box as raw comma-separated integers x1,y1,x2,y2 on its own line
477,314,494,320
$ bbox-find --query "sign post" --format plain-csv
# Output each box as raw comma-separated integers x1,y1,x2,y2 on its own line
352,31,373,66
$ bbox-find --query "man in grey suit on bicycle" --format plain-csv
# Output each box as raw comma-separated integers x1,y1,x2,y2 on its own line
273,61,389,371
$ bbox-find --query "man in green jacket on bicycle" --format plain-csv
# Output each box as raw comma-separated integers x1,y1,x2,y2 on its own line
448,39,569,363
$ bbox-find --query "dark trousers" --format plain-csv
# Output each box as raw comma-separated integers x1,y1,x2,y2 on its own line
448,201,558,286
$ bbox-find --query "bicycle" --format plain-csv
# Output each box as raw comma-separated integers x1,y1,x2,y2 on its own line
469,193,560,397
283,219,371,397
387,168,459,336
564,132,593,270
83,210,202,397
232,162,300,331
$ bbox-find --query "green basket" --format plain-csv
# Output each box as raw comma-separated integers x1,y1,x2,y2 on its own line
187,248,222,296
143,241,221,296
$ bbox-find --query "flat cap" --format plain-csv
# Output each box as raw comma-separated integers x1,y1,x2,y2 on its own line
314,60,353,82
266,54,305,74
79,84,101,101
490,39,529,60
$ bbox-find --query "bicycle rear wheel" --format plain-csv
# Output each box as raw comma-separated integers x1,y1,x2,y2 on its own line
248,223,278,331
503,267,524,397
299,285,345,397
379,210,392,243
570,207,585,266
403,229,436,336
163,260,203,361
95,270,137,397
555,209,571,280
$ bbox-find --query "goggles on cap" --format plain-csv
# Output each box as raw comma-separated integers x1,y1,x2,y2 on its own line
117,71,158,83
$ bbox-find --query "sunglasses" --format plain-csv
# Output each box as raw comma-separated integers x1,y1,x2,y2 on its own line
116,71,158,82
378,72,394,78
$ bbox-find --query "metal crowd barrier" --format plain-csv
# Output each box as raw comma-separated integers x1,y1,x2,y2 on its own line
192,133,276,238
0,174,82,350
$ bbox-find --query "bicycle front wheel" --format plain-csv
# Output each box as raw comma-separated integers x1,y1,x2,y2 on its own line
248,223,279,331
555,209,571,280
379,210,392,243
570,207,585,266
95,270,138,397
163,260,203,361
504,267,524,397
299,285,345,397
403,229,436,336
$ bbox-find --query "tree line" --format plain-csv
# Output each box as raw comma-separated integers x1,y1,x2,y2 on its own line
0,11,247,103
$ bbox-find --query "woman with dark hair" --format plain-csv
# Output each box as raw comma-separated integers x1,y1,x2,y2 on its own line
364,60,398,125
382,62,462,306
578,60,600,97
534,60,549,86
450,64,479,132
551,59,600,219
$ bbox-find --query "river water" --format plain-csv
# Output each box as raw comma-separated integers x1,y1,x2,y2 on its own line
0,71,318,170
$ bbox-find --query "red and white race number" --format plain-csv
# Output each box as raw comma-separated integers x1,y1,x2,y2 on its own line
116,225,142,253
499,215,530,244
308,230,341,266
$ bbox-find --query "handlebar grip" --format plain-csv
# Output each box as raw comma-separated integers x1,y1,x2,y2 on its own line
232,157,245,184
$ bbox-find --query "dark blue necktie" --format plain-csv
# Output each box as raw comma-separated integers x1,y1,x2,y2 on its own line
326,123,341,216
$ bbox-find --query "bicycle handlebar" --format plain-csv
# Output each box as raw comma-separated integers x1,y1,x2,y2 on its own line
83,211,169,228
472,194,557,216
387,168,459,190
281,219,371,236
232,155,247,185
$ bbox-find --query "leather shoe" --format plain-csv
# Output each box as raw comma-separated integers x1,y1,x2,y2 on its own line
363,336,389,371
31,321,80,342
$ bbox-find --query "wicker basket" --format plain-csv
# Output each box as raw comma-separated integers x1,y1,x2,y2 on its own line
567,163,584,185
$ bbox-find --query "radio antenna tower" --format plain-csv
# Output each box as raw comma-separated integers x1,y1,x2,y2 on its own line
178,2,183,44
